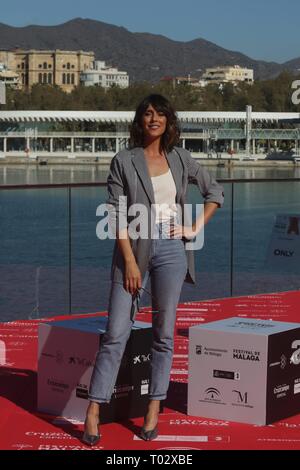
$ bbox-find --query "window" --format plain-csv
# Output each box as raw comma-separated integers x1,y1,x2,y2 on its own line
67,62,71,70
71,74,75,85
71,65,75,69
38,73,43,84
43,62,47,69
48,64,52,69
62,73,66,84
39,64,42,68
48,73,52,84
21,63,25,69
43,73,47,84
67,74,70,84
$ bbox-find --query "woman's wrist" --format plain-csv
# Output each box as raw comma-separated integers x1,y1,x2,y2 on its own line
124,254,136,264
192,222,202,235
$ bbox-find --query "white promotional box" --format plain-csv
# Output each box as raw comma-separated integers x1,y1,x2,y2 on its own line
38,316,152,423
266,214,300,272
188,317,300,425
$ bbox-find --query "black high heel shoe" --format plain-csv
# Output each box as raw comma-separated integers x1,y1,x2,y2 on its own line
140,425,158,441
82,417,101,446
140,414,159,441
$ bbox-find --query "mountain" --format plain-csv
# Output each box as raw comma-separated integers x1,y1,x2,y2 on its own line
0,18,297,82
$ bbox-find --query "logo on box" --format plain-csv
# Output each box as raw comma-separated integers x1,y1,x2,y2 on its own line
232,390,248,404
213,370,240,381
290,341,300,365
133,354,151,365
141,379,149,395
231,390,253,408
233,348,260,362
204,387,221,402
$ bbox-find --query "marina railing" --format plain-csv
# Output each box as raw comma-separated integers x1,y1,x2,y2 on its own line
0,178,299,322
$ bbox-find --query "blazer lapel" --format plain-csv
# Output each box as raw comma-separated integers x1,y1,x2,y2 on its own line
131,147,183,205
131,147,155,205
166,149,183,203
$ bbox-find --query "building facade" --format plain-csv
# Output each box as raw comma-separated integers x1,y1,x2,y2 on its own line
0,109,299,160
160,76,200,87
0,63,19,89
80,60,129,88
202,65,254,85
0,49,95,92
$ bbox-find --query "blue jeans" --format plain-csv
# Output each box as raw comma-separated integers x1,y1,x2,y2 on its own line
88,220,188,403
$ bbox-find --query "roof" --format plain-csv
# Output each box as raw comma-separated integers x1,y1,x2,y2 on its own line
0,110,299,123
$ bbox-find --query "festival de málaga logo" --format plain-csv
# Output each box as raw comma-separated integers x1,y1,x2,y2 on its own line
233,348,260,361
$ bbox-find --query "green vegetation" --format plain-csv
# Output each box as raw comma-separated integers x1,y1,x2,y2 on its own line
3,71,300,112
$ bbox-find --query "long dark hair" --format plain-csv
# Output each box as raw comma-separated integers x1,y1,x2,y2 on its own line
129,94,180,153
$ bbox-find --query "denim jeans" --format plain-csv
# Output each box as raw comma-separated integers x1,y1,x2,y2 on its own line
88,219,188,403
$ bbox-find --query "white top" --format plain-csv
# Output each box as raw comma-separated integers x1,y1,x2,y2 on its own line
151,168,178,223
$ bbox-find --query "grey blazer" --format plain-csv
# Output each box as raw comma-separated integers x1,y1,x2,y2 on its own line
106,146,224,285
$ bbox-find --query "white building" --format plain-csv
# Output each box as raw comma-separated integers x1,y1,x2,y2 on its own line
81,61,129,89
1,109,299,160
202,65,254,85
0,63,19,89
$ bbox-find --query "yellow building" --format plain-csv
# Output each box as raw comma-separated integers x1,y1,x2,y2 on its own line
202,65,254,85
0,49,95,92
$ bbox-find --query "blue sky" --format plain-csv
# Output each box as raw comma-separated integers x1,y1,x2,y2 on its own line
1,0,299,63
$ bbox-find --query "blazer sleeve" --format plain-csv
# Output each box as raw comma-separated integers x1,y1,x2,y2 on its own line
185,151,224,207
106,154,128,233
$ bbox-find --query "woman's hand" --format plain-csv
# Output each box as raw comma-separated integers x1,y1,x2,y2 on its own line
124,258,142,295
169,224,197,240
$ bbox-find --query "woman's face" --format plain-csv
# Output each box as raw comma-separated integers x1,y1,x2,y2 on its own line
142,104,167,143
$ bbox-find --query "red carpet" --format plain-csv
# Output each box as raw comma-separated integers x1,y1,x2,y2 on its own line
1,291,300,450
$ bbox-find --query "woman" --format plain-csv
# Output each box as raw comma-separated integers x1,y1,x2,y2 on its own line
83,94,224,445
